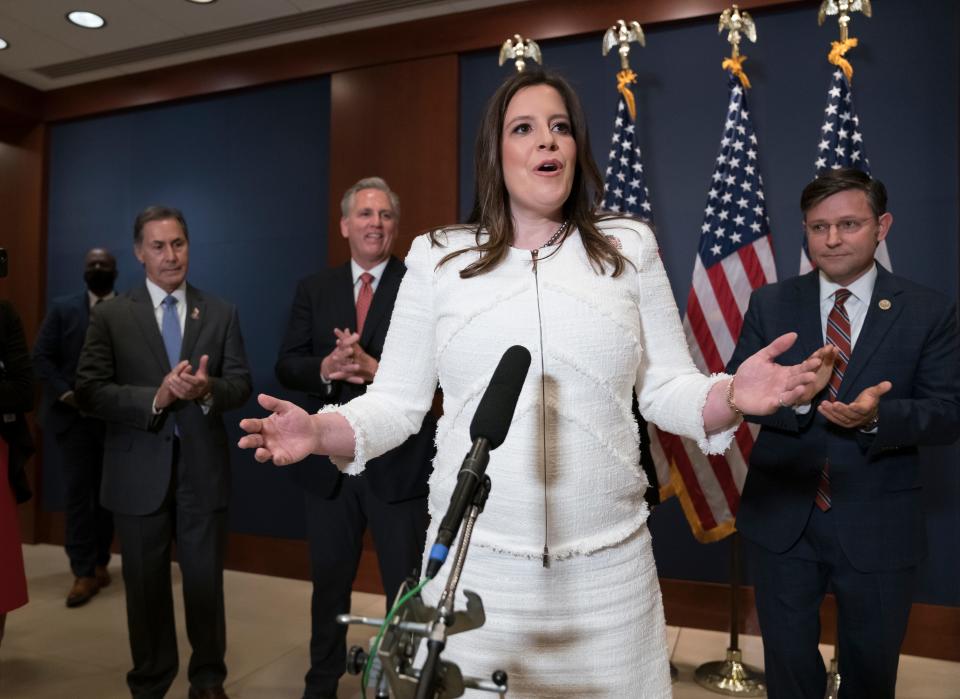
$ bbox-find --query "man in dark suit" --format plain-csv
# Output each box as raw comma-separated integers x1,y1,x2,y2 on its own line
275,177,434,699
34,248,118,607
728,169,960,699
76,206,252,699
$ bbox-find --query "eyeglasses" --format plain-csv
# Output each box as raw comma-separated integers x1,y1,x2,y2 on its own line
803,218,877,235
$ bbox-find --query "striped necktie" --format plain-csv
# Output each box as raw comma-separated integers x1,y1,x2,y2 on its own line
816,288,852,512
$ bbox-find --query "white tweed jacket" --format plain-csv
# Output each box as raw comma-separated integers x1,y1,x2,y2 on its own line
331,218,735,558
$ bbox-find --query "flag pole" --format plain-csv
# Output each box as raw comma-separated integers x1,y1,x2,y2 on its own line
600,21,677,680
815,5,875,694
694,533,766,696
692,8,766,694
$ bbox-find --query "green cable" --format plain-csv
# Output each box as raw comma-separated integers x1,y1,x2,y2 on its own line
361,576,433,697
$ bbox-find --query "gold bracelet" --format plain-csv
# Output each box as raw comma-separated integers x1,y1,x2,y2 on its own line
725,378,743,418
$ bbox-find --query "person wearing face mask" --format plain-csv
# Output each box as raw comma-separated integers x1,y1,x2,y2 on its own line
33,248,119,607
239,71,825,697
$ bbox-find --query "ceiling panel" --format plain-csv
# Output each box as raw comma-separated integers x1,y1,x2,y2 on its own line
126,0,303,34
0,0,184,54
0,0,527,91
0,14,84,70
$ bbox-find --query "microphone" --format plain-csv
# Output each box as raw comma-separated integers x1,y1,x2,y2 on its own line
424,345,531,579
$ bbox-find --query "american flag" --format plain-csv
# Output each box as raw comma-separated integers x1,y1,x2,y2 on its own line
648,74,777,542
801,68,891,272
600,87,674,501
602,97,654,220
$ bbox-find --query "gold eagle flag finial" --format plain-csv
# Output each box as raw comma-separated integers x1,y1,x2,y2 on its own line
601,20,646,121
498,34,542,72
718,5,757,88
818,0,872,80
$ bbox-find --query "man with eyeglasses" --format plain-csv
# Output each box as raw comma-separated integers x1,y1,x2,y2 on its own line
727,168,960,699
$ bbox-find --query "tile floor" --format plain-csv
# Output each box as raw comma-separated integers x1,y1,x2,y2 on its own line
1,544,957,698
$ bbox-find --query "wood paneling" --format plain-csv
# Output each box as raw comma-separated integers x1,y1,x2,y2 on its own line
329,55,459,264
659,578,960,663
41,0,806,123
0,75,42,125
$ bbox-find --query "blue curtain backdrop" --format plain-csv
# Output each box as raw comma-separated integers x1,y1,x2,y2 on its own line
44,76,330,539
459,0,958,606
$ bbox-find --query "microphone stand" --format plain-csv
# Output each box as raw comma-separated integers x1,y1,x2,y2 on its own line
415,475,496,699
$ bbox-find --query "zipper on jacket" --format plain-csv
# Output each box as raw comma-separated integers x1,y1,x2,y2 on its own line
531,249,551,568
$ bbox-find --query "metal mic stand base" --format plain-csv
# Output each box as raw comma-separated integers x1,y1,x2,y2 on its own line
694,648,766,697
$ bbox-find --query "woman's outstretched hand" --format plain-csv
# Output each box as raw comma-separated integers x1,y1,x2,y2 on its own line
238,393,320,466
732,332,823,415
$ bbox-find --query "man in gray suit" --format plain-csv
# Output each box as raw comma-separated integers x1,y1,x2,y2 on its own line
76,206,252,699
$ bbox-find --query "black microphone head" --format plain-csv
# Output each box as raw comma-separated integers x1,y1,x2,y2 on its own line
469,345,531,448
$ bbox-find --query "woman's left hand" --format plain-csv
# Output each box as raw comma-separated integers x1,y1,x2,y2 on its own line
731,332,823,415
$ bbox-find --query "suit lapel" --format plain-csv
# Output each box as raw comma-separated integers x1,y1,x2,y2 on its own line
333,263,357,331
181,285,205,363
130,284,171,372
359,257,401,347
838,266,903,401
795,271,824,359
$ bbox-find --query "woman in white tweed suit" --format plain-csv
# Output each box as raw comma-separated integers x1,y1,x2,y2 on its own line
240,70,822,697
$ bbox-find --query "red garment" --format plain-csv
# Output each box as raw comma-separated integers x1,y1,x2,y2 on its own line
0,438,28,613
355,272,374,336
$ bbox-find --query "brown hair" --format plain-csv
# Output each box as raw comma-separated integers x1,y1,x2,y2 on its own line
800,168,888,218
432,69,627,278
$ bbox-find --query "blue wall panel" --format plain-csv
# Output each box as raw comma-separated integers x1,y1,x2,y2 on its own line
44,76,331,539
460,0,959,605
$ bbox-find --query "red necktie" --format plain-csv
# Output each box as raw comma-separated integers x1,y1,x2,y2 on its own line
816,288,852,512
355,272,374,336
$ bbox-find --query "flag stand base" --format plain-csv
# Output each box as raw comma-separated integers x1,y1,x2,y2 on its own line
694,648,766,696
824,653,841,698
693,534,767,696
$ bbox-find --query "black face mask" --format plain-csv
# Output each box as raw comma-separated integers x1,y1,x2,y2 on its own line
84,269,115,297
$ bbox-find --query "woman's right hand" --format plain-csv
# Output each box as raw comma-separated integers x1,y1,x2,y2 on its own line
238,393,321,466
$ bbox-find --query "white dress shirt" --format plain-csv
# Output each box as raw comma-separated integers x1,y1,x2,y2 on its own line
144,278,187,335
818,264,877,349
350,258,389,303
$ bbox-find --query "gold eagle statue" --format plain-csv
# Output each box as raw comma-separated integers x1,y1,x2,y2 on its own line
498,35,542,72
602,20,646,69
718,5,757,50
818,0,873,26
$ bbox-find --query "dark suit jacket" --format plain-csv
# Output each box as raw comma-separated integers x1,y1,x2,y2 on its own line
728,265,960,572
0,300,35,503
275,257,434,502
75,283,252,516
33,291,93,435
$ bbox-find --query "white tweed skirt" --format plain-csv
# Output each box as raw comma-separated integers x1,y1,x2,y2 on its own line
418,524,672,698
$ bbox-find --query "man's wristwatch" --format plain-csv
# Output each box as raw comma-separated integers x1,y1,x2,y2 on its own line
862,413,879,432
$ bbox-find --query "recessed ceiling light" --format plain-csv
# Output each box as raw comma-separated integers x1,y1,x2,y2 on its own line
0,38,8,50
186,0,218,4
67,10,107,29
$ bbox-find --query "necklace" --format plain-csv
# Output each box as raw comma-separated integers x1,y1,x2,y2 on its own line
534,220,569,253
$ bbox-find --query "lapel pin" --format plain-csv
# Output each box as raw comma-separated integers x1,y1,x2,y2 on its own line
878,299,891,311
191,307,200,320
